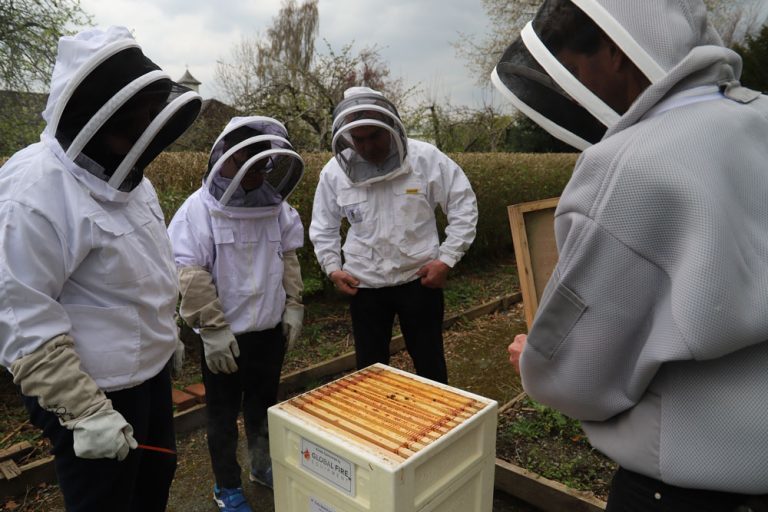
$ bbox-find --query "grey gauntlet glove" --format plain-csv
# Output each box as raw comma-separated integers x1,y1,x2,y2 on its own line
178,266,239,373
282,250,304,351
11,335,137,461
200,327,240,374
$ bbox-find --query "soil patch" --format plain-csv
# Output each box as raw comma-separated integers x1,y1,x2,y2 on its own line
0,259,615,511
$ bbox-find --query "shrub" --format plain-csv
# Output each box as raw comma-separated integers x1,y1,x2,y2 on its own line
2,151,578,290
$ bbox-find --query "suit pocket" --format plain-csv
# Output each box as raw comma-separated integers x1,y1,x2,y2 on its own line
529,282,587,359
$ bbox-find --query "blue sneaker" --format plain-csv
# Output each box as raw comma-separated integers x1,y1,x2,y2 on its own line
213,484,253,512
249,466,273,489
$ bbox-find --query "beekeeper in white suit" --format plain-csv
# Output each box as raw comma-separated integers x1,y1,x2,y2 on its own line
0,26,201,511
309,87,478,384
168,116,304,511
494,0,768,510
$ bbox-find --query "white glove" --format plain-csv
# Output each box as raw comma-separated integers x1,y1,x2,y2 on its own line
73,409,138,461
172,336,185,379
282,303,304,351
200,327,240,374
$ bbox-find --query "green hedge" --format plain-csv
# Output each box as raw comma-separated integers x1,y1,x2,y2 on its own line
2,151,578,290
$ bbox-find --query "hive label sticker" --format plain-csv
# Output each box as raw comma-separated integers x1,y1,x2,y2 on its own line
309,496,337,512
300,437,355,496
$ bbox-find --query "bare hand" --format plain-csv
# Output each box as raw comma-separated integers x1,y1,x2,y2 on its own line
416,259,450,288
508,334,527,374
329,270,360,296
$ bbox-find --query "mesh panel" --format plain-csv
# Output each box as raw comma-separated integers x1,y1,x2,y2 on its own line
206,118,304,208
332,93,402,128
79,81,200,191
331,95,408,185
56,46,161,148
127,87,201,189
332,122,405,184
494,37,607,147
58,45,200,191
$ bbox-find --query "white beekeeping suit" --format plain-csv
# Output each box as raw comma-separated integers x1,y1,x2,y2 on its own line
493,0,768,494
309,87,478,288
168,116,305,374
0,25,201,462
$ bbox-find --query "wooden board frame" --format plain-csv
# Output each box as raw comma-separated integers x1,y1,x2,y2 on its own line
508,197,559,330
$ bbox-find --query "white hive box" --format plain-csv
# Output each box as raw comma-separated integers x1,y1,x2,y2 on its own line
268,363,498,512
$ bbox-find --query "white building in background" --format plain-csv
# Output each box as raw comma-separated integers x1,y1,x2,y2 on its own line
178,68,202,93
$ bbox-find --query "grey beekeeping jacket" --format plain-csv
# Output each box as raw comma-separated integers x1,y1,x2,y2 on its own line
520,1,768,493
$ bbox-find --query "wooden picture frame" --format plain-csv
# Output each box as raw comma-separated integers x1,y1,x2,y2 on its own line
507,197,560,330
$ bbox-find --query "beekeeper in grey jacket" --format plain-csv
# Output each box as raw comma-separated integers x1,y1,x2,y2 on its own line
493,1,768,510
0,26,200,511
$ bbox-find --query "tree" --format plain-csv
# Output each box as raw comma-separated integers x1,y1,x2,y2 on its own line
216,0,411,151
0,0,91,92
733,24,768,92
452,0,540,87
704,0,766,47
503,114,574,153
456,0,765,88
409,96,514,153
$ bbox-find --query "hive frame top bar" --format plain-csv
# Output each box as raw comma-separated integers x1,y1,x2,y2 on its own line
276,363,498,465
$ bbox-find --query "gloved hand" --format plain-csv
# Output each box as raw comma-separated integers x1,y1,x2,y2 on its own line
282,303,304,351
73,408,138,461
200,327,239,374
10,335,138,462
172,336,185,379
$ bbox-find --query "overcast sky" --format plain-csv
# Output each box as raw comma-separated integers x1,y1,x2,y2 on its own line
78,0,497,108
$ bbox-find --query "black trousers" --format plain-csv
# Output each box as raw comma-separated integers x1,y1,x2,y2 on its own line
606,467,768,512
22,365,176,512
350,279,447,384
201,325,285,489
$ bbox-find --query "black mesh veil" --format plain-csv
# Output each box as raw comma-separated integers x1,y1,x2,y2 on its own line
491,0,634,150
492,37,607,150
55,46,201,191
204,117,304,208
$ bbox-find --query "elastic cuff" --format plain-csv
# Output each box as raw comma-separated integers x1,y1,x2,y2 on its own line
438,253,458,268
324,263,342,276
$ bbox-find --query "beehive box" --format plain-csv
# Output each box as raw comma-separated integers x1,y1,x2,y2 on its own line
268,363,498,512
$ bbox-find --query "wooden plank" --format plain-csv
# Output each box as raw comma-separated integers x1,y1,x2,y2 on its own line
508,198,559,330
0,442,33,464
0,456,56,499
173,403,207,434
279,402,410,462
442,293,522,330
494,458,606,512
280,292,522,395
498,391,528,415
0,460,21,480
279,350,357,395
173,293,522,438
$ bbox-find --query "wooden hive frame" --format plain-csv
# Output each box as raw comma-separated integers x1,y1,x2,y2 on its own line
507,197,560,330
279,366,486,462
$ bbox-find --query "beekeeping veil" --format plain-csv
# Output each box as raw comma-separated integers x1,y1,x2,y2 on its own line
43,26,202,192
491,0,721,150
204,116,304,209
331,86,408,185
